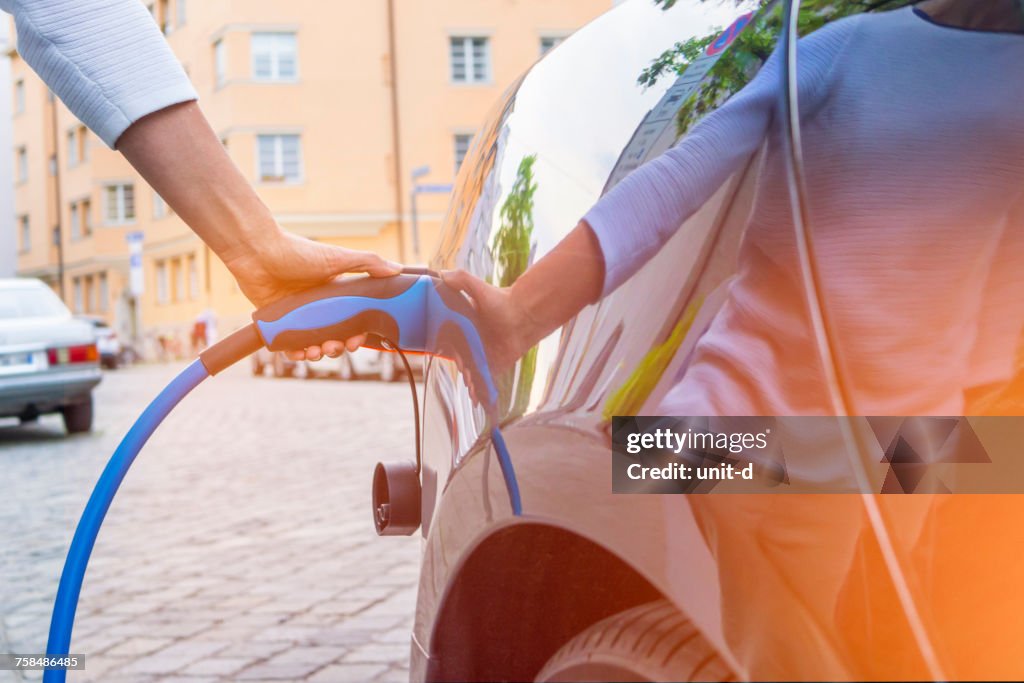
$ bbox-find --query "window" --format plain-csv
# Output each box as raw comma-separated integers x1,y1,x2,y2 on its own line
449,36,490,83
454,133,473,174
78,125,89,162
104,183,136,224
156,260,169,304
67,130,78,167
85,276,96,313
177,0,187,26
99,273,109,313
252,32,298,81
82,199,93,237
18,216,30,253
70,203,80,240
214,39,226,87
257,134,302,183
173,257,186,302
73,277,83,314
16,147,27,183
188,254,199,300
539,36,565,56
14,80,25,114
153,191,168,219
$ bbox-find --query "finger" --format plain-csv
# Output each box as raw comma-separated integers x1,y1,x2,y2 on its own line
330,247,402,278
345,336,362,353
286,350,306,361
322,340,345,358
441,269,487,306
305,345,323,362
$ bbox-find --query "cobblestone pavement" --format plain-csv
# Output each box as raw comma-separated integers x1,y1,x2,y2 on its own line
0,361,421,682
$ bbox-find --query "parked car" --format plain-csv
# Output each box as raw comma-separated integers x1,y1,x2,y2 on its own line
0,279,101,433
76,315,122,369
252,345,411,381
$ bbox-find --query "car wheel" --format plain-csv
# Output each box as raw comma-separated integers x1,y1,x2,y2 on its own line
379,354,398,382
338,355,355,381
534,600,732,683
62,396,94,434
272,353,292,378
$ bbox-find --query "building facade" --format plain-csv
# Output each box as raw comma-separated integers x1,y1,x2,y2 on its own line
7,0,610,353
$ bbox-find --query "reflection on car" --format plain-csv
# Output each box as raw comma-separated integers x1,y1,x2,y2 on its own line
0,278,101,433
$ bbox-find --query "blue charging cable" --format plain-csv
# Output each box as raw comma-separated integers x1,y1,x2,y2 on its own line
44,360,209,683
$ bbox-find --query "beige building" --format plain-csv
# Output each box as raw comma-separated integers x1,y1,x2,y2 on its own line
8,0,610,353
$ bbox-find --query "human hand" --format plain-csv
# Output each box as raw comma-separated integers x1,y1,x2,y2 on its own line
440,269,537,378
224,229,402,360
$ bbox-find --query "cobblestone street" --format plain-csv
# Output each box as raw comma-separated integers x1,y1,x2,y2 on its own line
0,361,421,682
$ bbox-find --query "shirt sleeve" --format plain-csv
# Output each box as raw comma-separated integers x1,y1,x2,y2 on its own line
584,16,861,296
2,0,198,148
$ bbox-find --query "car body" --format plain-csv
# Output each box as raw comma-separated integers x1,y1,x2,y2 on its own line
0,279,101,433
76,315,122,368
401,1,1021,681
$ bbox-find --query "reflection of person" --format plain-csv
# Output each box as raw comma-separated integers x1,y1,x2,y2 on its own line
2,0,396,359
445,2,1024,679
449,0,1024,417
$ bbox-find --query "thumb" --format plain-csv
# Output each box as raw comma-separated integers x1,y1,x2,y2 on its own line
329,247,402,278
441,269,487,302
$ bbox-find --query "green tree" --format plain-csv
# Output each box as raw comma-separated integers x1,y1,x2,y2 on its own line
490,155,540,418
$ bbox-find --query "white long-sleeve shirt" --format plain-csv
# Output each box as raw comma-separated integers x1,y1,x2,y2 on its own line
586,7,1024,416
2,0,196,147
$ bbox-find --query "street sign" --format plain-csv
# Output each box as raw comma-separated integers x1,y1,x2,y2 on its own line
126,231,144,296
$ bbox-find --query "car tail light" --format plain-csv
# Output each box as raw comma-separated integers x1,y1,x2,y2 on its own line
47,344,99,365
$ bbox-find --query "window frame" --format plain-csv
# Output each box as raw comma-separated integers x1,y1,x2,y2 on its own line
214,39,227,88
449,35,491,85
18,215,30,253
453,132,474,175
14,79,25,115
16,146,28,183
104,183,136,225
255,133,304,184
251,32,299,82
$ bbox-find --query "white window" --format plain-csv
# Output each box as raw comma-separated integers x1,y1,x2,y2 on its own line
153,191,168,219
14,79,25,115
16,147,27,183
67,130,78,167
87,275,97,313
99,273,109,313
257,134,302,183
454,133,473,174
156,260,169,304
540,36,565,56
70,203,80,240
104,183,136,224
78,126,89,163
18,216,30,253
177,0,187,26
73,277,83,314
450,36,490,83
214,39,226,87
252,32,297,81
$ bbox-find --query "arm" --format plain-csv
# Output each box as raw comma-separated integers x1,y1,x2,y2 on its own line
4,0,398,359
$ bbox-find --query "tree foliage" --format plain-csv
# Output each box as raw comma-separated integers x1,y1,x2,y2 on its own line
642,0,913,134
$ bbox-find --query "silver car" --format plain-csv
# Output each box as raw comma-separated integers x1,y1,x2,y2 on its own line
0,279,101,433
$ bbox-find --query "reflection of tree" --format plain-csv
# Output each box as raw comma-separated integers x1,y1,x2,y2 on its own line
641,0,912,136
491,155,539,418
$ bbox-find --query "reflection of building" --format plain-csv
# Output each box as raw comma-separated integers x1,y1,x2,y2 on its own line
7,0,610,350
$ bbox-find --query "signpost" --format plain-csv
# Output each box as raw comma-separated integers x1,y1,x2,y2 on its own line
409,166,453,263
